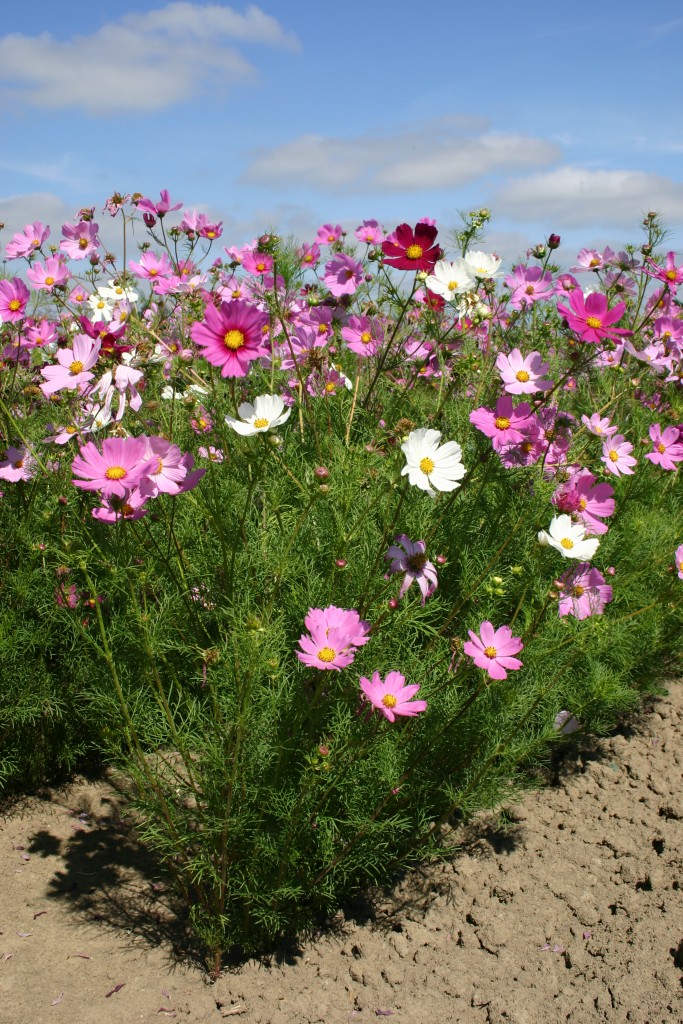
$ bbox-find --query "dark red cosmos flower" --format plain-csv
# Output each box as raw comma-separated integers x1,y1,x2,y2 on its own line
382,222,440,272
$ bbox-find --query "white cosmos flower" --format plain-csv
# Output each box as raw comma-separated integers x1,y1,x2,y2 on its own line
225,394,291,436
537,514,600,560
463,249,502,280
425,259,475,301
401,427,466,498
98,281,140,304
87,291,115,322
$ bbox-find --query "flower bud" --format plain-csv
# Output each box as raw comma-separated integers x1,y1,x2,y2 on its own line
314,465,329,479
387,598,399,611
318,483,330,494
143,213,157,228
435,554,447,565
548,233,561,250
335,558,347,569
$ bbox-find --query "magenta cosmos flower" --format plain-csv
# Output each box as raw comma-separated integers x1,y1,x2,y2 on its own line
469,395,533,451
557,563,612,620
463,621,523,681
190,298,269,378
341,315,383,357
71,436,157,498
385,535,438,604
0,278,30,323
552,469,615,536
136,189,183,218
643,251,683,290
645,424,683,470
496,348,552,395
360,671,427,723
556,291,629,344
382,222,440,272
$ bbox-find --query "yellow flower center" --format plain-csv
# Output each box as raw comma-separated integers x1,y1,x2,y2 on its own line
232,290,241,298
66,426,77,434
32,238,40,246
317,646,336,663
560,537,574,549
360,331,372,343
515,370,530,382
256,262,266,272
45,276,55,286
105,466,127,480
525,284,535,294
572,584,585,597
253,417,269,428
325,382,336,393
447,280,459,291
589,258,600,267
206,231,217,239
405,244,424,260
657,442,666,453
381,694,398,708
585,316,602,329
484,646,497,659
304,254,313,263
666,269,677,281
521,442,533,453
69,360,84,374
608,449,619,462
494,416,511,430
419,456,435,474
121,503,135,517
8,299,21,311
579,497,587,509
318,323,328,333
79,238,88,249
224,329,245,350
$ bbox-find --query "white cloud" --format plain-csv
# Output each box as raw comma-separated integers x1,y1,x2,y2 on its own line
243,124,561,193
496,167,683,228
0,4,300,114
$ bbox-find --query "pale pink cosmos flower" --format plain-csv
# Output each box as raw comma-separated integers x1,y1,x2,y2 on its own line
323,253,364,297
304,606,370,649
360,671,427,723
91,488,149,523
71,436,157,498
0,278,30,322
496,348,552,394
601,434,637,476
354,220,384,245
581,413,618,438
139,437,205,497
385,535,438,605
505,265,555,309
315,223,343,246
198,445,224,463
0,445,36,482
26,256,70,292
5,221,50,260
297,606,369,672
40,335,101,397
675,544,683,580
557,563,612,620
128,251,174,281
469,395,533,451
645,424,683,470
463,621,523,681
572,247,614,272
60,221,99,260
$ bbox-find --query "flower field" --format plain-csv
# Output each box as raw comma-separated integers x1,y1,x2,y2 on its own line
0,195,681,973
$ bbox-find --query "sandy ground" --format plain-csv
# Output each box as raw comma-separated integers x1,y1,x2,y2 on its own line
2,683,683,1024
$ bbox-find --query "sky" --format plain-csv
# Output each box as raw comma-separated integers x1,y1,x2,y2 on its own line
1,0,683,266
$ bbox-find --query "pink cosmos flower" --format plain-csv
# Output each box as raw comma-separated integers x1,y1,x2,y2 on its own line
190,298,269,378
69,284,90,305
297,604,369,672
601,434,637,476
323,253,364,297
355,219,384,245
138,437,200,497
315,223,344,246
91,488,149,522
557,563,612,620
5,221,50,260
385,535,438,604
198,445,224,462
24,319,58,349
463,621,523,681
128,252,174,281
505,265,555,309
556,291,629,345
0,445,36,482
26,257,70,292
0,278,30,322
341,315,383,357
563,469,615,535
40,335,101,397
469,395,533,451
136,189,183,218
360,671,427,723
643,251,683,290
571,247,614,272
580,413,618,438
71,436,157,498
645,424,683,470
242,250,273,276
675,544,683,580
382,222,440,272
496,348,552,394
60,221,99,260
298,241,321,269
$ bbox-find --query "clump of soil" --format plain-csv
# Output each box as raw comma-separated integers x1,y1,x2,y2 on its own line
2,684,683,1023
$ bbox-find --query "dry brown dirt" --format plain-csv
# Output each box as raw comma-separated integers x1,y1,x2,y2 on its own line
2,683,683,1024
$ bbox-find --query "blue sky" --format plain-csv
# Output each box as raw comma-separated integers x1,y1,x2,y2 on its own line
1,0,682,264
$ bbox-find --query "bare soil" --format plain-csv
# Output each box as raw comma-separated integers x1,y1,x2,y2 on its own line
2,683,683,1024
